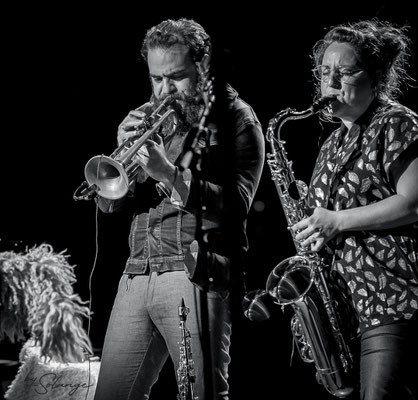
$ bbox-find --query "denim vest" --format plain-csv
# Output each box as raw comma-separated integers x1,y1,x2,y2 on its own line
98,84,265,286
124,197,197,274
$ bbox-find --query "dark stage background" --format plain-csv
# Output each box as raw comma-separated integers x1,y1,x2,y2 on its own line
2,1,417,399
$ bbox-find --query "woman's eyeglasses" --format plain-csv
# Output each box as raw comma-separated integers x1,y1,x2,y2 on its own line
313,65,364,84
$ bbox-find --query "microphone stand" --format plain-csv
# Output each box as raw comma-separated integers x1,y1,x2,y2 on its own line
179,93,213,173
179,76,215,400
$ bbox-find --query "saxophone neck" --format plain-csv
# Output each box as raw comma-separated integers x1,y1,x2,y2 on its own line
267,95,338,143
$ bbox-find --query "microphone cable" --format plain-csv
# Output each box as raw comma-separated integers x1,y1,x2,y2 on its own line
83,155,103,400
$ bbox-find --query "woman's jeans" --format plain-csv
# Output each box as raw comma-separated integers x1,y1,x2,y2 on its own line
93,271,232,400
359,318,417,400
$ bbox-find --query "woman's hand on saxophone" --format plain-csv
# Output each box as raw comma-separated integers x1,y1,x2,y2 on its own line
291,207,342,252
117,109,148,146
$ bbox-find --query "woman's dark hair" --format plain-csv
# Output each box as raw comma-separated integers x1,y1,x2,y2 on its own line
311,18,414,102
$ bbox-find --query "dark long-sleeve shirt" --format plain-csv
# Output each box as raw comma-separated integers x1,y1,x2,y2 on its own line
98,84,265,292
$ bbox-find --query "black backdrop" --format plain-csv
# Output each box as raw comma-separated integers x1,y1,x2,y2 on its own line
2,1,417,399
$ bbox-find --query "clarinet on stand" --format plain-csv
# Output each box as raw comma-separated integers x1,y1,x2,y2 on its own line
177,298,198,400
179,57,215,400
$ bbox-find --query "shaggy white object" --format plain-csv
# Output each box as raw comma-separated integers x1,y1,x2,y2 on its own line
5,341,100,400
0,244,92,362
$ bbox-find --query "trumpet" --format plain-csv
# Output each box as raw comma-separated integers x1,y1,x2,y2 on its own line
73,96,178,201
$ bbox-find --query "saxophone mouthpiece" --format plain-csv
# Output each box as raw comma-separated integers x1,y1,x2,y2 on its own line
311,95,338,113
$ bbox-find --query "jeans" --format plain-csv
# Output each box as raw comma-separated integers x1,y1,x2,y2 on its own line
359,318,418,400
93,271,232,400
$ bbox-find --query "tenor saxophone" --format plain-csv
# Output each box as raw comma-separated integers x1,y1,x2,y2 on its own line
264,96,356,398
177,298,198,400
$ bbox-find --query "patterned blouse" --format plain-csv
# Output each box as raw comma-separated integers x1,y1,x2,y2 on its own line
308,100,418,333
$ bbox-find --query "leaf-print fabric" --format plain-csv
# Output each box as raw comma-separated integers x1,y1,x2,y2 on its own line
308,101,418,333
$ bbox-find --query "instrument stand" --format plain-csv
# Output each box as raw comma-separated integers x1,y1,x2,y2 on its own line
179,65,216,399
180,123,214,400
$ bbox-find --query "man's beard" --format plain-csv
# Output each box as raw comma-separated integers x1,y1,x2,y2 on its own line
150,90,204,137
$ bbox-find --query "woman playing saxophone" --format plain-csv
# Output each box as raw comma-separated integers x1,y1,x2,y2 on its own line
291,19,418,400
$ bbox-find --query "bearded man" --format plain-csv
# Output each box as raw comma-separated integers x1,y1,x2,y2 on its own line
93,18,264,400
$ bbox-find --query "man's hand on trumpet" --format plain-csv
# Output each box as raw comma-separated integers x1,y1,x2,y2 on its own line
117,108,177,188
117,108,148,146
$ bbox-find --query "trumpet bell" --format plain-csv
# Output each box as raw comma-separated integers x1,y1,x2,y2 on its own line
266,255,313,306
84,155,130,200
73,96,178,202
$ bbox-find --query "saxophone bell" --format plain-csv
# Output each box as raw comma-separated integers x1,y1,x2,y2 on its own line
266,255,313,305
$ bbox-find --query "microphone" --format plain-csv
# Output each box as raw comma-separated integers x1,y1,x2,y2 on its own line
178,124,211,172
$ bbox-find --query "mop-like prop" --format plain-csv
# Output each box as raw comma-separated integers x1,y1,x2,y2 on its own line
1,243,99,400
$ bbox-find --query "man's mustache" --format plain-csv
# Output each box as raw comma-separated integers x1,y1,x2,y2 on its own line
150,92,204,136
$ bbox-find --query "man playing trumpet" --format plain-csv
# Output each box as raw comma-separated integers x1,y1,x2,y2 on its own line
93,18,264,400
